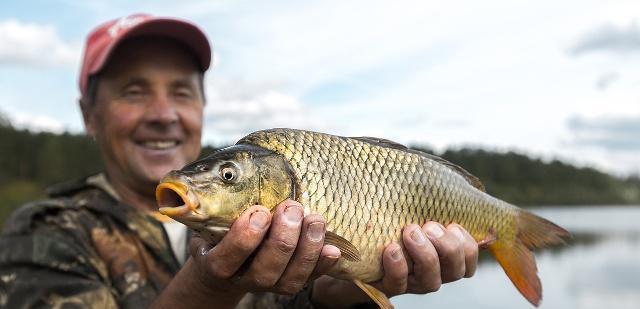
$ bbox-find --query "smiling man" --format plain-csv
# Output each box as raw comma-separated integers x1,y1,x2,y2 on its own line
0,14,478,308
82,35,205,213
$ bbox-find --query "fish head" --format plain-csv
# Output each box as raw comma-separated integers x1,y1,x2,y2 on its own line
155,144,294,241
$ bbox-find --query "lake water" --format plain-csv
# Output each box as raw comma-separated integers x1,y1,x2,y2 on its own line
392,206,640,309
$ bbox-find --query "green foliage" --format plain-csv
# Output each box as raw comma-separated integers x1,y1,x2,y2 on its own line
0,125,105,229
0,180,45,230
434,148,640,206
0,126,103,186
0,114,10,128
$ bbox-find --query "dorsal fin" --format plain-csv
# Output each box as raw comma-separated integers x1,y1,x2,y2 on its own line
352,136,486,192
352,136,408,151
417,152,486,192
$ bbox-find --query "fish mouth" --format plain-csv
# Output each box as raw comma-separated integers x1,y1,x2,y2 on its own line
156,180,201,218
156,179,232,243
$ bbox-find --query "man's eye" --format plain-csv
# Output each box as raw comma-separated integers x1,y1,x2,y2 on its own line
174,89,193,99
124,91,142,98
123,87,144,98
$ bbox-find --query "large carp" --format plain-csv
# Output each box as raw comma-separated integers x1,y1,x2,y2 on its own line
156,128,569,308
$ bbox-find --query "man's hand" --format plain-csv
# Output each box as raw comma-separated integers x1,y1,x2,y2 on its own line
190,200,340,297
151,199,340,309
312,222,479,307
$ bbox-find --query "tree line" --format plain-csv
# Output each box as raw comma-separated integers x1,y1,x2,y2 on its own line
1,121,639,228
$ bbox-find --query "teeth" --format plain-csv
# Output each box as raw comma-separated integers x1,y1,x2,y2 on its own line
143,140,177,150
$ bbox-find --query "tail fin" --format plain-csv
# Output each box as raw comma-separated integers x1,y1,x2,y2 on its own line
488,209,570,307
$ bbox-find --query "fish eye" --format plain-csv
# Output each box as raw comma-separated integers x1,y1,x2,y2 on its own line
219,164,238,182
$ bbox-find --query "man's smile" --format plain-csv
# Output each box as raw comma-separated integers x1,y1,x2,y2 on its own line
136,139,181,150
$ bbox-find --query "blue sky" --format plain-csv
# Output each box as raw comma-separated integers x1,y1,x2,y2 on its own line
1,0,639,175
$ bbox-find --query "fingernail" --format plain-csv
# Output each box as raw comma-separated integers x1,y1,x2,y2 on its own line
426,223,445,238
250,211,269,231
324,245,341,259
410,227,427,245
308,222,325,242
451,226,465,241
391,245,403,261
284,205,303,224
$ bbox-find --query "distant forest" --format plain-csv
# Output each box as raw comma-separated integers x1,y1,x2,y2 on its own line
1,119,639,228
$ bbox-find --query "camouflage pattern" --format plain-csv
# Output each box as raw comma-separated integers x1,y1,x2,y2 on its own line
0,173,315,308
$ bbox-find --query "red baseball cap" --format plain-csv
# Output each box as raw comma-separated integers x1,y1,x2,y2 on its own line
78,13,212,96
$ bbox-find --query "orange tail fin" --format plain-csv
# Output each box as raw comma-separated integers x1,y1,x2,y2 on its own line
488,209,570,307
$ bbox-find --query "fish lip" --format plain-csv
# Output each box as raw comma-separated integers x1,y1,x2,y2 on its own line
156,180,200,217
175,210,214,223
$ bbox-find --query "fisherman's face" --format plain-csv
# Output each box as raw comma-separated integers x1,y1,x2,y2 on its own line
84,37,204,192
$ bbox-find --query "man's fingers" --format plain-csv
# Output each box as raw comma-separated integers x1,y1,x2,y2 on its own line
200,205,271,279
423,222,466,283
402,224,441,294
379,242,408,296
189,233,209,258
311,245,341,279
243,200,303,289
275,214,327,294
449,224,479,278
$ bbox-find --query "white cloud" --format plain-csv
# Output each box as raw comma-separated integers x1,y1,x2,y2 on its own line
0,19,79,67
209,1,463,93
572,21,640,56
202,77,333,144
568,115,640,150
595,72,620,90
2,108,67,133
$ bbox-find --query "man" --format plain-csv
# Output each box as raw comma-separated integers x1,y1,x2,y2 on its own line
0,14,478,308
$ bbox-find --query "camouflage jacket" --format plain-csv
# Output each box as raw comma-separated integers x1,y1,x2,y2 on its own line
0,173,314,308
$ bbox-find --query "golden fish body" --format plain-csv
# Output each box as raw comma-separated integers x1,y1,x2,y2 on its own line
239,129,514,281
157,128,569,307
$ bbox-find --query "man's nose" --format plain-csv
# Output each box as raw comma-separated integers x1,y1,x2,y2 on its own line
145,94,178,124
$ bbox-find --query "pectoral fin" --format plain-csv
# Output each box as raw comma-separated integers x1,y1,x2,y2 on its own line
354,279,394,309
324,231,361,261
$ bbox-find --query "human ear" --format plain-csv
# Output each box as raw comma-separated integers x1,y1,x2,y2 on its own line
79,98,97,137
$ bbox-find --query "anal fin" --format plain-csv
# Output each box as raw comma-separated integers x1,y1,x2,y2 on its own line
354,279,394,309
